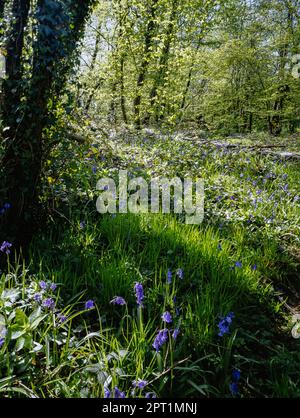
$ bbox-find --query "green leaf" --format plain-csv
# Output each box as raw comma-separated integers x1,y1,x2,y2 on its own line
11,330,26,340
29,307,42,324
15,337,25,352
30,314,47,331
15,309,29,326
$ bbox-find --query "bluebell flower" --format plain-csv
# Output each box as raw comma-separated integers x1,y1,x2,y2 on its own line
172,328,180,340
92,166,97,174
232,369,241,382
50,283,57,292
251,264,257,271
153,329,168,352
0,204,11,216
79,221,85,229
218,312,234,337
39,281,47,290
85,300,95,310
57,313,67,323
134,283,144,306
110,296,126,306
177,268,184,280
0,338,5,348
230,382,239,396
104,387,111,398
132,379,148,389
161,311,172,324
34,293,42,302
235,261,242,268
42,298,55,310
0,241,12,255
114,387,126,398
167,269,172,284
145,392,157,398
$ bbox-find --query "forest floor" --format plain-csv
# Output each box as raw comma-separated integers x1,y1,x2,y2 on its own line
1,129,300,398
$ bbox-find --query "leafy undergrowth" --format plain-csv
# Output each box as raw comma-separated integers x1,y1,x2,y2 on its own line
1,130,300,398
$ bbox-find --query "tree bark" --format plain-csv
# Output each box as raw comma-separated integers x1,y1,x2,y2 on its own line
133,0,158,129
120,55,128,124
0,0,95,248
0,0,5,20
146,0,177,124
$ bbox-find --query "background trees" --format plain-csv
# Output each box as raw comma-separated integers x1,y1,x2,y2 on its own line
77,0,300,132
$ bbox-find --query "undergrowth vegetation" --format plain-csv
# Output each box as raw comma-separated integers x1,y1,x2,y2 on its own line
1,130,300,398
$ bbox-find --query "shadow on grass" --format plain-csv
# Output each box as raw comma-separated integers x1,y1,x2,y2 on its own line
29,211,300,397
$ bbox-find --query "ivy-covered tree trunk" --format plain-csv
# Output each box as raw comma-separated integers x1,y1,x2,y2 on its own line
0,0,95,248
0,1,5,21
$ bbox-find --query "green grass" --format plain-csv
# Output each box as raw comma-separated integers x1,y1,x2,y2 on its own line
1,131,300,397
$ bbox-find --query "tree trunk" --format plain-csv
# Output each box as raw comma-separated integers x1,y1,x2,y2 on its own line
85,22,103,113
120,56,128,124
144,0,177,124
0,0,95,248
0,0,5,21
133,0,158,129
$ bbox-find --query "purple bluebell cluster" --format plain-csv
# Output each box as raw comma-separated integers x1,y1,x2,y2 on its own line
39,281,48,290
230,382,239,396
132,379,148,389
177,268,184,280
152,328,168,352
161,311,172,324
104,387,111,398
0,203,11,216
218,312,234,337
38,281,57,291
167,269,172,284
0,241,12,255
134,282,144,307
111,296,126,306
42,298,55,310
85,300,95,310
172,328,180,340
232,369,241,381
34,293,42,302
145,392,157,398
113,387,126,398
230,368,241,396
57,313,67,323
